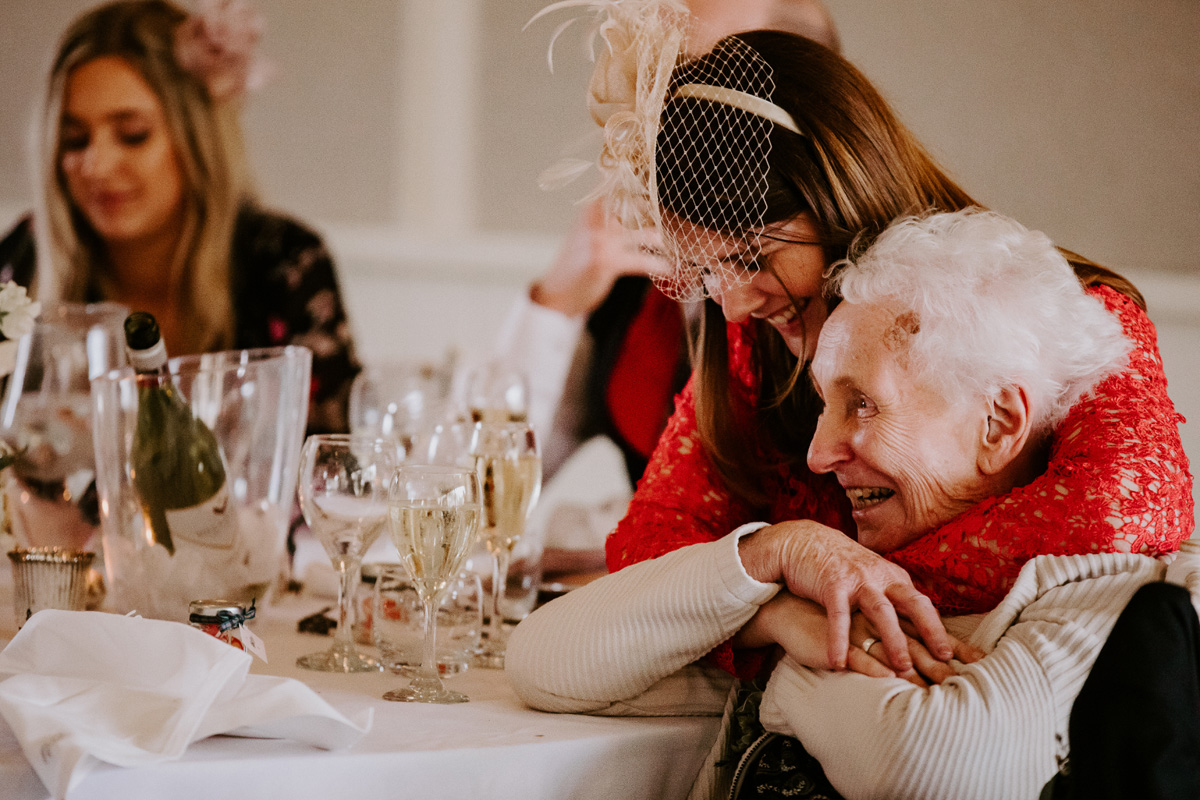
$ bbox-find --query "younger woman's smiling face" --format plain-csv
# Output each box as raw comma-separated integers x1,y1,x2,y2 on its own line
664,211,830,361
58,55,186,247
806,300,992,552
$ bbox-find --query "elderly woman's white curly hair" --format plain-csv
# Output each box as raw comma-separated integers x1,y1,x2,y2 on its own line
827,208,1131,436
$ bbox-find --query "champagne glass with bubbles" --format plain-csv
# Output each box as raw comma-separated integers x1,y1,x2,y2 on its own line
470,421,541,668
296,434,403,672
385,464,481,703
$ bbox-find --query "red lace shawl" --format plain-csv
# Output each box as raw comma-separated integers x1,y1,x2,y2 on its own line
606,285,1194,678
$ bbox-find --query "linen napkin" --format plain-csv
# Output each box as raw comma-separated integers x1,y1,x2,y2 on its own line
0,609,372,800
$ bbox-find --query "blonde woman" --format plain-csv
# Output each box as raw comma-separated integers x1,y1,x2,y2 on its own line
0,0,359,433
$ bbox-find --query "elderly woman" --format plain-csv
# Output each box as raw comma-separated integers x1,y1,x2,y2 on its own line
506,208,1197,799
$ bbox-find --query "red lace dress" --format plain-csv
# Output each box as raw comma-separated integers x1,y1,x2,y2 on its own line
606,285,1194,678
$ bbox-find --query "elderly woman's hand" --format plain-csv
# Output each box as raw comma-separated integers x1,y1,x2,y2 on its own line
732,592,899,681
848,614,985,685
739,520,954,672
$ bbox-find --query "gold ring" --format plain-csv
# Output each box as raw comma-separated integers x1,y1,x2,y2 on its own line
860,637,879,654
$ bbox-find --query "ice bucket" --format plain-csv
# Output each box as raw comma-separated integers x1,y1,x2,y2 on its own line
91,346,312,620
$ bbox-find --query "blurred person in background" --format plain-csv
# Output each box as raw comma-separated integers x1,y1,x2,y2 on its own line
0,0,360,434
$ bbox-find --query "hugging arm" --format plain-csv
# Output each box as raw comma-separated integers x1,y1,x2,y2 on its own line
760,553,1168,800
510,530,778,713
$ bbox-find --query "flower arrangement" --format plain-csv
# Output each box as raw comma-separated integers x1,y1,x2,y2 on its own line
174,0,274,102
0,280,39,470
529,0,691,229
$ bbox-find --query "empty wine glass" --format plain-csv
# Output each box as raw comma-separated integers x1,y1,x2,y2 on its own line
296,434,403,672
470,421,542,669
385,464,481,703
424,420,476,468
460,361,529,424
349,360,452,454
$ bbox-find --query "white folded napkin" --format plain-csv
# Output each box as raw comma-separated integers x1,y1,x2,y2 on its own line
0,609,372,800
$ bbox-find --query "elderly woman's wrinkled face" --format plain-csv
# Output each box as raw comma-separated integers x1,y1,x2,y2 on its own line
807,301,993,552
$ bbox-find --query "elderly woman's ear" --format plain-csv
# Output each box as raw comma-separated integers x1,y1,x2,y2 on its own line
977,385,1034,479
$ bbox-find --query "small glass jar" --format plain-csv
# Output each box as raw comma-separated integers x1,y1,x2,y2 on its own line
188,599,256,651
353,563,397,645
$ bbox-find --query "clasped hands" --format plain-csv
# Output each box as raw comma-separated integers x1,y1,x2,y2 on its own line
735,520,984,686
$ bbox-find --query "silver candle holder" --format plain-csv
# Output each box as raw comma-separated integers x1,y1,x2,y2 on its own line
8,547,94,628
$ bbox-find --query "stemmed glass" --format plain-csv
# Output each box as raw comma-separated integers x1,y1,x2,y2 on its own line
295,434,403,672
384,464,481,703
461,362,529,424
349,360,452,454
470,421,542,668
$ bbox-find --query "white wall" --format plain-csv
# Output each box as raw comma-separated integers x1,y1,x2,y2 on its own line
1,0,1196,518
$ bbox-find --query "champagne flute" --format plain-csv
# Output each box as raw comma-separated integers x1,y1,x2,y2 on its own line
385,464,481,703
296,434,403,672
470,421,542,668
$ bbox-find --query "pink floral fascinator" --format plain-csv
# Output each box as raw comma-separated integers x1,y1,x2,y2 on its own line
174,0,274,102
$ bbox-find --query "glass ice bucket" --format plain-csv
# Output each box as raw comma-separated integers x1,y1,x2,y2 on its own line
90,346,312,621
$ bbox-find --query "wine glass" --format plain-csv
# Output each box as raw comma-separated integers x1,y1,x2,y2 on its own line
384,464,481,703
349,359,451,454
470,421,542,669
460,361,529,424
424,420,477,467
296,434,403,672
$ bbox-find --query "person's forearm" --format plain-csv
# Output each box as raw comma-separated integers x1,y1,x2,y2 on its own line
507,529,778,713
760,552,1167,800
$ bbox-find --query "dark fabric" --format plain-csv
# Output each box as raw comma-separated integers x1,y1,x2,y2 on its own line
585,275,690,486
731,733,845,800
1052,582,1200,800
724,682,845,800
0,216,36,288
0,207,361,434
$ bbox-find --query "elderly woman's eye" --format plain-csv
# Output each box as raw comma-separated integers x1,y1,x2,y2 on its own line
850,396,876,417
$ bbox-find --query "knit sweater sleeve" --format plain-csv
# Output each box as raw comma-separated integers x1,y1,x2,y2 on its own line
759,553,1169,800
507,526,777,714
887,286,1194,614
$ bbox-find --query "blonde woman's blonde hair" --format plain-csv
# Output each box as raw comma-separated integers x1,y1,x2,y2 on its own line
33,0,252,353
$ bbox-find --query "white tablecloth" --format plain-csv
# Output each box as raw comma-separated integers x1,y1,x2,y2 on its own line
0,592,721,800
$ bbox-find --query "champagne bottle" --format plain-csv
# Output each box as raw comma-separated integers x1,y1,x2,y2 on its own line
125,312,228,554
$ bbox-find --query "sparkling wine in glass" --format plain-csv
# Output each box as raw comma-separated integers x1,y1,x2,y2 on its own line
385,464,481,703
296,434,402,673
470,421,541,669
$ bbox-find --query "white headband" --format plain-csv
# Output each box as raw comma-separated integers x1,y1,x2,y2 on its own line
673,83,802,136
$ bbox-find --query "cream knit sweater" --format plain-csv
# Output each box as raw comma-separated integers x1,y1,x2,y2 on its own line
508,530,1200,799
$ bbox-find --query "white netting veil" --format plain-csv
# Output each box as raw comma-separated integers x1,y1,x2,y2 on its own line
530,0,802,302
653,37,786,301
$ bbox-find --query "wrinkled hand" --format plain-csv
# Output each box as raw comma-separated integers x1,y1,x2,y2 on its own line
733,592,895,680
739,520,953,672
530,199,670,317
849,613,984,686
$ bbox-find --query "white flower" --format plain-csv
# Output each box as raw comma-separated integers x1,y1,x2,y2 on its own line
587,16,640,125
0,281,41,340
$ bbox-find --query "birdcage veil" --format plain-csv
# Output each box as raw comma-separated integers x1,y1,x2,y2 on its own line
531,0,805,302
